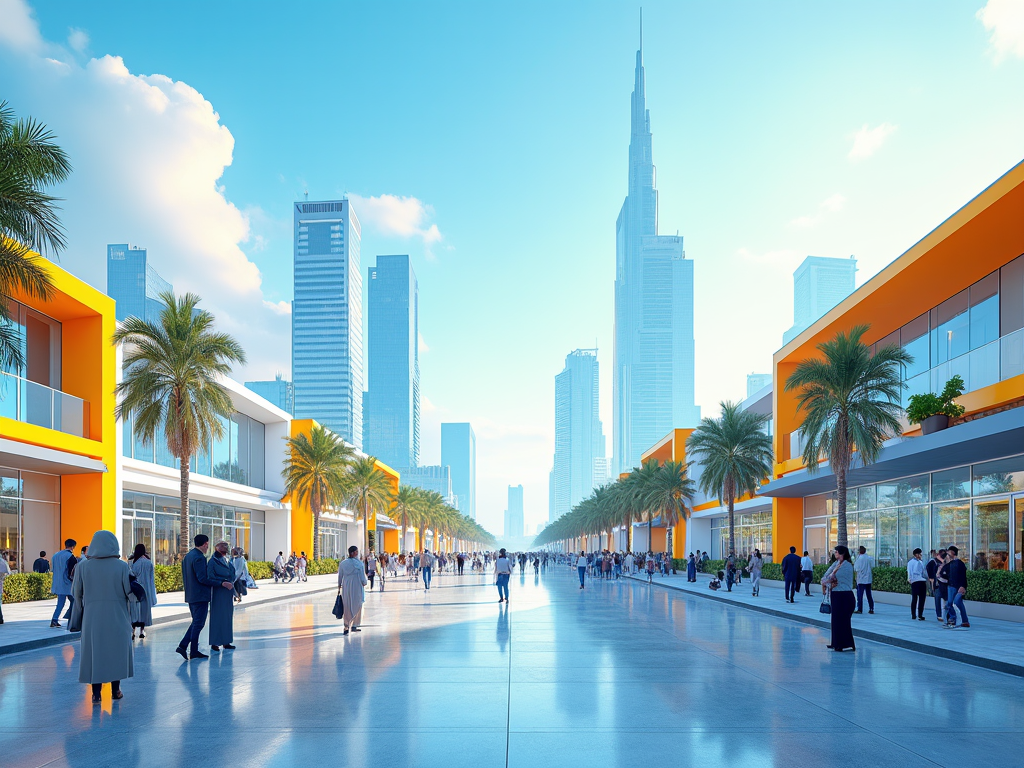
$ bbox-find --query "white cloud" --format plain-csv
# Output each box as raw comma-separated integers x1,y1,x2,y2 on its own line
978,0,1024,61
788,193,846,229
349,193,443,245
418,332,430,353
848,123,898,162
0,0,290,380
263,300,291,316
67,28,88,54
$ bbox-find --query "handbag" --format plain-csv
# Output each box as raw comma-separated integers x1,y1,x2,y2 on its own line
331,588,344,620
819,592,832,615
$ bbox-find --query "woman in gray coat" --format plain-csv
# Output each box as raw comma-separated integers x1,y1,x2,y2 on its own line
128,543,157,639
71,530,133,702
207,540,236,651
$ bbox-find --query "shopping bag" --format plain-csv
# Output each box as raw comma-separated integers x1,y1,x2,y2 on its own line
331,590,344,620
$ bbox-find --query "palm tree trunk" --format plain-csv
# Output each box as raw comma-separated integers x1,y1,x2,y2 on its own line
362,493,370,554
728,495,736,559
836,466,848,549
401,513,407,555
312,497,321,561
178,454,191,561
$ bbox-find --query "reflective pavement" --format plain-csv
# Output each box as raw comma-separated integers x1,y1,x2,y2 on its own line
2,566,1022,767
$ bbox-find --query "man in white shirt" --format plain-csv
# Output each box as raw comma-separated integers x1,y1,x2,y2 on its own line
854,546,875,614
274,552,286,583
907,548,927,621
800,551,814,596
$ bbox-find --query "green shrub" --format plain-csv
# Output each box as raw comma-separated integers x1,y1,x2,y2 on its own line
965,569,1024,606
2,572,52,603
248,560,273,580
306,558,339,576
153,564,183,593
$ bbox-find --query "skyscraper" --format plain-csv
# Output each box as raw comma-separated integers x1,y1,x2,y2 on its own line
504,484,524,539
398,465,454,507
245,374,294,414
550,349,606,523
782,256,858,345
363,255,419,469
746,373,772,398
106,244,172,323
613,18,700,475
292,199,363,448
441,422,476,519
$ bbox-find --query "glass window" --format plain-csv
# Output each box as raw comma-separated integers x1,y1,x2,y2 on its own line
901,313,930,379
876,330,900,356
858,485,876,511
969,340,1000,391
970,272,1000,351
0,468,22,498
896,475,929,506
804,494,830,518
0,496,20,572
1000,328,1024,381
232,413,249,486
249,419,265,489
1015,497,1024,573
903,371,930,409
876,481,898,509
932,467,970,500
228,414,242,483
212,414,231,481
972,499,1009,571
932,501,970,554
155,423,176,469
930,289,970,365
973,456,1024,496
846,488,858,512
898,505,928,566
1000,254,1024,336
877,509,898,567
195,440,212,478
858,510,876,557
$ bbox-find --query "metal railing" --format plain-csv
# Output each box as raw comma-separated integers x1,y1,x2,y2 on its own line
0,371,90,439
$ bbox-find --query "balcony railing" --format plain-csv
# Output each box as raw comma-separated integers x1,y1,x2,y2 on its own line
0,371,90,439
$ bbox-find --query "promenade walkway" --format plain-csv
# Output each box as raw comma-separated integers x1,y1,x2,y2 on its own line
625,569,1023,676
1,567,1021,767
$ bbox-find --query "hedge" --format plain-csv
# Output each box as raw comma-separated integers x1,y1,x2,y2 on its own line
1,558,342,604
669,558,1024,606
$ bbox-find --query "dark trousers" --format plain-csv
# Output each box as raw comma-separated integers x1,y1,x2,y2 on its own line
179,601,209,653
856,583,874,611
801,571,813,595
910,581,927,618
933,585,945,618
830,590,856,650
784,577,798,601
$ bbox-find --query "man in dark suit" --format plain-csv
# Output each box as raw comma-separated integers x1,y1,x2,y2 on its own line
781,546,802,603
176,534,230,660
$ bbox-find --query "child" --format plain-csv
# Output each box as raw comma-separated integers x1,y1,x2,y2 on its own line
709,571,723,591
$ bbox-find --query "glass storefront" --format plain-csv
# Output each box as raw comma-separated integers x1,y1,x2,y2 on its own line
0,466,60,573
123,411,267,489
710,511,772,560
121,491,266,565
803,454,1024,569
318,518,348,560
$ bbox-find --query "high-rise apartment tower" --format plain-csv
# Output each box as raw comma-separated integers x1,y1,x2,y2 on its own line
782,256,858,345
106,244,172,323
292,199,363,448
441,422,476,519
505,484,524,540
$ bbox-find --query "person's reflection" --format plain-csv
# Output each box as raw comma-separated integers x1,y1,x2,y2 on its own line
496,603,509,652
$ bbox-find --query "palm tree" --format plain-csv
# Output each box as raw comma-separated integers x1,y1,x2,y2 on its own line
0,101,70,371
644,460,695,559
114,291,246,559
785,324,910,548
344,456,393,554
687,401,773,558
283,424,355,560
393,485,423,554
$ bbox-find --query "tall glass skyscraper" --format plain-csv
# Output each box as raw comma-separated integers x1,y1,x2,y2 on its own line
504,484,524,539
244,374,294,414
782,256,858,345
292,199,363,448
613,20,700,475
106,244,172,323
550,349,606,523
441,422,476,519
363,254,419,469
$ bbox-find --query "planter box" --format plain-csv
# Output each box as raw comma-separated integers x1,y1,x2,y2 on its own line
920,414,949,435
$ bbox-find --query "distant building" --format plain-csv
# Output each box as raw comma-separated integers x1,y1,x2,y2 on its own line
551,349,606,523
613,23,700,475
292,199,363,448
397,465,454,507
782,256,858,345
245,374,294,415
364,254,419,469
504,484,524,539
746,373,772,398
105,243,172,323
441,422,476,519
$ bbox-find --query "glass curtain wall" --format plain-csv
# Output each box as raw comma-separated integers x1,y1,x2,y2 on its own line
0,466,60,572
121,491,266,565
709,511,772,560
318,519,348,560
803,456,1024,569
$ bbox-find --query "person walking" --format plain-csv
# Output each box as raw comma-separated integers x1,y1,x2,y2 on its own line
176,534,226,661
366,551,378,591
128,543,156,640
623,551,634,575
70,530,134,703
907,548,927,621
419,549,434,590
800,551,814,596
926,549,947,623
0,550,10,624
339,545,368,635
297,552,308,582
231,548,250,603
457,552,465,576
748,549,764,597
208,541,237,652
494,548,512,603
686,553,697,582
33,551,50,573
50,538,77,628
821,545,856,652
575,551,587,589
273,551,286,583
853,546,875,614
781,546,801,603
725,556,736,592
945,545,970,629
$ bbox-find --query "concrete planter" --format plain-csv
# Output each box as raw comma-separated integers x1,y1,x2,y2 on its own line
920,414,950,435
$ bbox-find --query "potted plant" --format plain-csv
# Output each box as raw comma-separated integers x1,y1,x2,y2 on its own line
906,375,966,435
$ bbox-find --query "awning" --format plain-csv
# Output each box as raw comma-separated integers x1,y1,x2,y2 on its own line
0,437,107,475
760,406,1024,498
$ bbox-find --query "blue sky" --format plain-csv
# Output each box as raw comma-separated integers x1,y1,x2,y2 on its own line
2,0,1023,537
